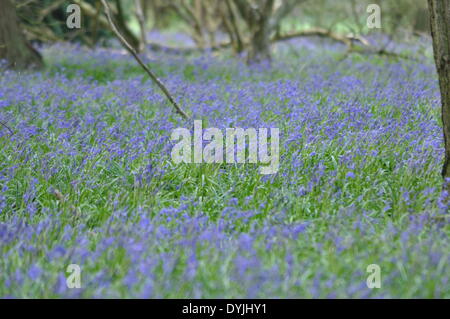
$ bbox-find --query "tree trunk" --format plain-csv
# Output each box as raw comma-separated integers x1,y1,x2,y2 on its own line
428,1,450,187
247,16,272,64
0,0,43,69
233,0,274,64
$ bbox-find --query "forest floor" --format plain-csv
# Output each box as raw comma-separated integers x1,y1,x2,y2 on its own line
0,35,449,297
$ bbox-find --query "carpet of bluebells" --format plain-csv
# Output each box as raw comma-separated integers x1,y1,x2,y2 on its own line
0,34,449,298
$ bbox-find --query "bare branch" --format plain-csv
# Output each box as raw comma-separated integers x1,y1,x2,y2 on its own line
273,28,353,46
100,0,189,119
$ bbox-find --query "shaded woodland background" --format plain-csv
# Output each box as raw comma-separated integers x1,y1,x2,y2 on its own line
3,0,432,66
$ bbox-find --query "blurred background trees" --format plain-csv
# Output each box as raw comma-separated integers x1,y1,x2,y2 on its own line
1,0,431,68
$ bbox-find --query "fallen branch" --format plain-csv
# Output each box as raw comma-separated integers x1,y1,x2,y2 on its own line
272,28,368,47
100,0,189,120
270,28,417,62
147,40,230,54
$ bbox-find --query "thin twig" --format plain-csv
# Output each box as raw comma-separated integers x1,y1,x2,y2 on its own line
100,0,189,119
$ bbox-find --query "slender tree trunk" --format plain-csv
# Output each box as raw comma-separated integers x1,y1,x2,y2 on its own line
428,1,450,187
0,0,43,69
